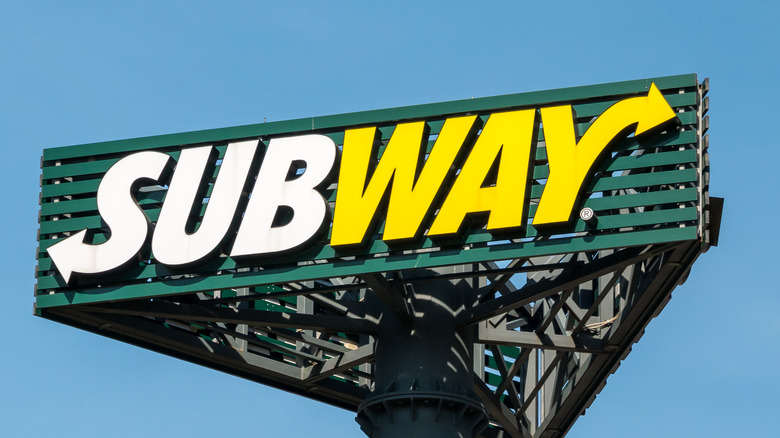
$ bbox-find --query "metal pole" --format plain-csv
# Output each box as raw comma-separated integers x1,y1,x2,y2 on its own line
356,273,488,438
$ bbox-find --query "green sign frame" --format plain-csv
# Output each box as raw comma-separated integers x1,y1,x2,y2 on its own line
35,74,718,438
37,73,708,307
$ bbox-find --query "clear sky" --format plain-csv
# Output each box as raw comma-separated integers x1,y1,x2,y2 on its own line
2,1,778,437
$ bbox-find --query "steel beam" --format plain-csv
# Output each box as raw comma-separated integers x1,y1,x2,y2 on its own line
84,299,378,334
477,327,608,354
302,343,375,384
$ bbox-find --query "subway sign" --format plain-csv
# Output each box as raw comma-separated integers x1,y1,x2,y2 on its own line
36,74,708,304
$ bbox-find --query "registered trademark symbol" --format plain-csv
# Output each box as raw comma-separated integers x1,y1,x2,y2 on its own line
579,207,597,226
580,207,594,221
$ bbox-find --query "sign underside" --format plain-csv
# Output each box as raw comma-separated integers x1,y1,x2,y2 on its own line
35,74,716,438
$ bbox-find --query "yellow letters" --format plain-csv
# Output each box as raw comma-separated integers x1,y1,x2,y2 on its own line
533,83,677,226
330,116,478,247
428,110,537,237
330,83,677,248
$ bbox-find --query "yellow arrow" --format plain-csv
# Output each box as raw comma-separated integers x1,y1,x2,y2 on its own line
533,83,677,226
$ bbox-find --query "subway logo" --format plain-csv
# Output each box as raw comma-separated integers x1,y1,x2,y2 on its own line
46,84,678,284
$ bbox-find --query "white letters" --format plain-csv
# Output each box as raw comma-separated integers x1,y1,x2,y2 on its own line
48,151,171,283
231,134,337,256
49,134,337,283
152,140,258,266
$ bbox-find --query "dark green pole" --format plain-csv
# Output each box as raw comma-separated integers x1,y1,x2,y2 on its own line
356,274,488,438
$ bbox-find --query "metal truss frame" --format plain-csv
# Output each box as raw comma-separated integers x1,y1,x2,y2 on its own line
40,235,707,438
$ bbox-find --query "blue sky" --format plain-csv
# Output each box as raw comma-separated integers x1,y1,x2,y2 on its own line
2,1,778,437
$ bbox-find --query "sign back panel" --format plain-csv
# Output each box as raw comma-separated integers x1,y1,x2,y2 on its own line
37,74,706,306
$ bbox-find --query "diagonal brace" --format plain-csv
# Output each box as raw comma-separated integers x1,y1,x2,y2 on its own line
301,343,375,384
456,245,672,328
476,325,610,354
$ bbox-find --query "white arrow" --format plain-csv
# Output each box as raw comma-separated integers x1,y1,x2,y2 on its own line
48,151,171,283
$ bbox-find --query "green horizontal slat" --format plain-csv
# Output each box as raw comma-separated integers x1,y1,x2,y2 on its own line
43,158,121,179
533,109,694,146
508,168,696,200
40,198,99,216
603,149,697,172
41,179,101,198
676,111,697,125
40,215,103,234
40,193,166,217
570,95,696,122
589,168,697,192
531,148,697,180
587,187,698,211
620,129,697,151
35,225,698,307
661,92,697,108
524,187,698,219
42,150,186,179
40,232,108,252
530,128,695,162
42,156,228,199
524,207,697,238
40,201,211,235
